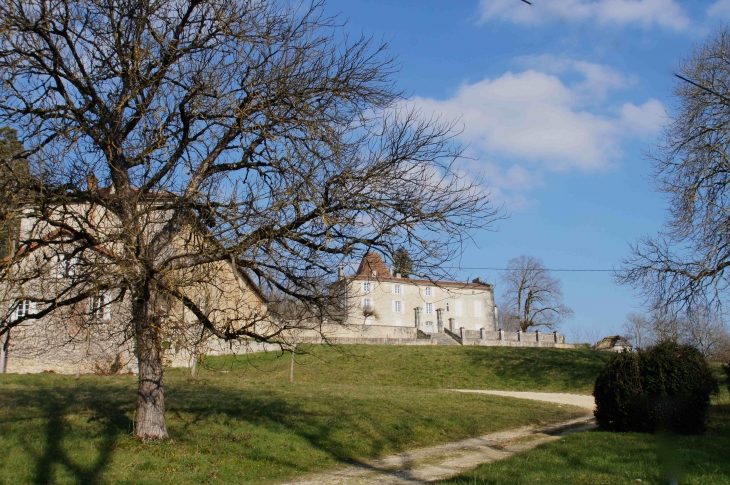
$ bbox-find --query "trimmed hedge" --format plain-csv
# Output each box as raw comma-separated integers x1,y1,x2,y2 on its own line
593,341,718,434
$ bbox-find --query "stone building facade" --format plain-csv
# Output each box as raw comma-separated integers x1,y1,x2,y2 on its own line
336,253,498,333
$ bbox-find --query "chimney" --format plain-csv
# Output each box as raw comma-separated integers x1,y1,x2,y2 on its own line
395,272,401,278
338,265,344,279
87,174,98,192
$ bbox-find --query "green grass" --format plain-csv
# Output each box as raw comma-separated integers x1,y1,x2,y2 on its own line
435,375,730,485
205,344,611,394
0,355,589,485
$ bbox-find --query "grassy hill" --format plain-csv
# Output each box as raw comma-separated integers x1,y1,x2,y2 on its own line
203,344,611,394
0,345,606,485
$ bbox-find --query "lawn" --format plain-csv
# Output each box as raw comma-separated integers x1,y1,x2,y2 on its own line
435,380,730,485
0,346,592,485
204,344,611,394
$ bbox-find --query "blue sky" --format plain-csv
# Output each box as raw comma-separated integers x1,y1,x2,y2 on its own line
323,0,730,341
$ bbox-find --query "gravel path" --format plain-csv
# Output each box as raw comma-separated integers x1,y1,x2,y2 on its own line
449,390,596,410
280,391,597,485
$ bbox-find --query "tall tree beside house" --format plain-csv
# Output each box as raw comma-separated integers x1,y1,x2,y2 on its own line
392,247,414,278
0,0,497,440
500,255,573,332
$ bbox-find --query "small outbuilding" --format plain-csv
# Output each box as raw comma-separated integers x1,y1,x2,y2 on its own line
593,335,633,352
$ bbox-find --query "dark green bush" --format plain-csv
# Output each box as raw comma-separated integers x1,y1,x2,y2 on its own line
723,361,730,394
593,341,718,434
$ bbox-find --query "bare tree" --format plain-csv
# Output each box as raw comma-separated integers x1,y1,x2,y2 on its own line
499,255,573,332
621,313,654,350
618,27,730,320
0,0,497,439
621,306,729,359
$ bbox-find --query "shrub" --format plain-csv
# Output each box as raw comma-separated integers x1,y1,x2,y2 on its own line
593,350,644,432
593,341,718,434
723,361,730,394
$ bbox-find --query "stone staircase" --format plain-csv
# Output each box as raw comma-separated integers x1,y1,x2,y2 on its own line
429,332,461,345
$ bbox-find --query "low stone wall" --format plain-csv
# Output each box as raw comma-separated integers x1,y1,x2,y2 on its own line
289,323,417,341
295,336,435,346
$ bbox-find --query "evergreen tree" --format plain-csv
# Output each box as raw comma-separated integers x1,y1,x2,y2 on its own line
393,247,413,278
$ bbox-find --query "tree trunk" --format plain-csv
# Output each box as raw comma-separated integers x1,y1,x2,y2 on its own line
134,297,169,440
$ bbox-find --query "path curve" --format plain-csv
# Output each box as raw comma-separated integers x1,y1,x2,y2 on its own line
449,389,596,410
280,391,597,485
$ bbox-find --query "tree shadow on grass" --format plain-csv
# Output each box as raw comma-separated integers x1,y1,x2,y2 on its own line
1,380,133,485
1,376,459,484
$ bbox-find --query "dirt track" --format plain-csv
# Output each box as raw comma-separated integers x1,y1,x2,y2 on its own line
280,391,596,485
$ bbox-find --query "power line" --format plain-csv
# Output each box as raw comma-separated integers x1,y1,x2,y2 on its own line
445,267,615,272
342,261,614,272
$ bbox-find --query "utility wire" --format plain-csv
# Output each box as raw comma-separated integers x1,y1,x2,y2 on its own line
341,261,614,272
444,267,615,272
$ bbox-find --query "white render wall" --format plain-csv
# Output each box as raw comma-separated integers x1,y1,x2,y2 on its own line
344,278,497,332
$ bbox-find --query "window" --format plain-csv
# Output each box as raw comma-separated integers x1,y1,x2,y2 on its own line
55,254,77,279
446,302,450,312
90,295,111,320
362,298,373,310
362,282,372,293
425,303,433,314
15,299,31,318
424,287,432,296
455,301,463,316
474,301,483,318
393,300,402,313
393,284,402,295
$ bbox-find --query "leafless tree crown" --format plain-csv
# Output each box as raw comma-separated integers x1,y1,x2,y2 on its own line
499,255,572,332
0,0,498,439
618,27,730,315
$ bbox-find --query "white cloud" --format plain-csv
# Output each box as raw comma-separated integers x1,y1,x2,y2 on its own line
708,0,730,18
478,0,691,31
517,55,635,100
412,63,664,173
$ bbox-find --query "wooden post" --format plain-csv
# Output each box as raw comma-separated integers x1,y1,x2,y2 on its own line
0,331,8,374
289,344,296,384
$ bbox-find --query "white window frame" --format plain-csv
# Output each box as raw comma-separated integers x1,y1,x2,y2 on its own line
424,286,432,296
393,300,403,313
362,298,373,310
15,299,31,318
474,301,483,318
90,294,111,321
455,300,463,317
393,284,402,295
362,282,372,293
425,302,433,314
